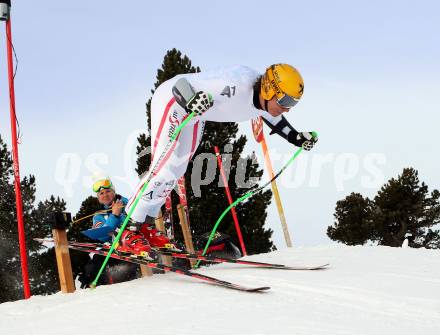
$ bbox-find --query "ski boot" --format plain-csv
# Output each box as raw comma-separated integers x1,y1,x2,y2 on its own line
113,226,157,261
138,218,180,251
139,224,180,251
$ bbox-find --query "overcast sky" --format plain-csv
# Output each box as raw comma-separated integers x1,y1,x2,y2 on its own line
0,0,438,247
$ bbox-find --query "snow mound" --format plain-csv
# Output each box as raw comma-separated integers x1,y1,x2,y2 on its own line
1,245,439,335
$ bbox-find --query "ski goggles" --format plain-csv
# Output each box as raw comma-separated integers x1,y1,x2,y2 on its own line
276,94,300,109
92,179,114,193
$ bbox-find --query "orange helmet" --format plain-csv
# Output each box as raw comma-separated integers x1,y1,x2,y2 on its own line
261,64,304,108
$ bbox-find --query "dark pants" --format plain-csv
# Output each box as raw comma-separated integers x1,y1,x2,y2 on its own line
78,254,138,288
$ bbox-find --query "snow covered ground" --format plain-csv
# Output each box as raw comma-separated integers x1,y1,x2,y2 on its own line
1,245,439,335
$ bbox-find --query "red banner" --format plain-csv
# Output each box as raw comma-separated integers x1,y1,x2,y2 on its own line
176,176,188,207
251,116,264,143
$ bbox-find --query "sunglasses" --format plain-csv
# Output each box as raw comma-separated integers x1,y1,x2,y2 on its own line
276,94,300,109
93,179,113,193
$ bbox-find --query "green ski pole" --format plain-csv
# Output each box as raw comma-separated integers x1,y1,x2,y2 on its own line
91,112,196,287
196,131,318,267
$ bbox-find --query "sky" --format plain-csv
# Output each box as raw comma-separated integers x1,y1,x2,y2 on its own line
0,0,438,247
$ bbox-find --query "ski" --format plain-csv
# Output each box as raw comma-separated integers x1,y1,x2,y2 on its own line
35,238,329,270
158,250,329,270
55,242,270,292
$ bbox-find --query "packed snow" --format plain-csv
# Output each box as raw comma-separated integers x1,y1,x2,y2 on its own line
1,245,439,335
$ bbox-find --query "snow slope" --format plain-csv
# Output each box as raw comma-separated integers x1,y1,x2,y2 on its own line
1,245,439,335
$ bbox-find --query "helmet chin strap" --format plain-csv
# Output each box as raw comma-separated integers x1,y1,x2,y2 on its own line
264,99,269,111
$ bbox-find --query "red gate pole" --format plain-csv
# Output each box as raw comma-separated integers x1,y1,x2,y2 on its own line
5,12,31,298
214,146,247,256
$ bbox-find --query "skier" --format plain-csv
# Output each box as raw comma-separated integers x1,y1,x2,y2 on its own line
127,63,317,224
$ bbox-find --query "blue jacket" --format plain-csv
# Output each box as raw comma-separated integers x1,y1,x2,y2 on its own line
81,195,128,242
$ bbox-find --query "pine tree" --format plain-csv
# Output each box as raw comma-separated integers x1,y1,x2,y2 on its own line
327,192,374,245
68,196,101,242
420,228,440,249
136,48,200,176
28,196,67,296
0,135,66,302
371,168,440,247
327,168,440,248
135,48,275,254
182,124,275,254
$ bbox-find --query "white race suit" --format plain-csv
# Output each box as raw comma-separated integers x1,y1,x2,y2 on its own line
126,65,284,222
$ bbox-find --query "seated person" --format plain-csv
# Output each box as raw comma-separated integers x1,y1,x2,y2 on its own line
77,177,140,288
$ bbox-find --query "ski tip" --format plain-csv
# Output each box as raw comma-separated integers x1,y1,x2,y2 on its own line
245,286,271,292
309,263,330,270
282,263,330,270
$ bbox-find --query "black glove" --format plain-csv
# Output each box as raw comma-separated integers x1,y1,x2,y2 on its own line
288,131,318,151
186,91,214,116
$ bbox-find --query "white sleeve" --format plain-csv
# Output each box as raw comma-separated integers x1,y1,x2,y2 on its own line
261,115,300,144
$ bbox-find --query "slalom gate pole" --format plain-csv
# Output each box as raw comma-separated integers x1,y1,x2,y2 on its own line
196,132,317,267
214,146,247,256
4,9,31,298
260,137,292,247
251,116,291,247
91,112,196,287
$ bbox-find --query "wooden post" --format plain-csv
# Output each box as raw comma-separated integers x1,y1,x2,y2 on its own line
138,213,156,277
139,264,153,277
177,204,196,268
51,212,75,293
155,211,172,266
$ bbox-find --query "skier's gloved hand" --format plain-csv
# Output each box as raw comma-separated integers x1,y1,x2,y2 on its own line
186,91,214,116
288,131,318,151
